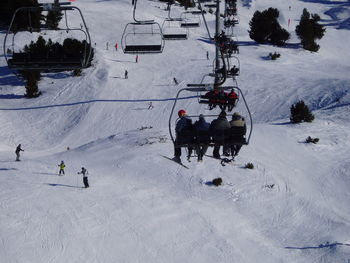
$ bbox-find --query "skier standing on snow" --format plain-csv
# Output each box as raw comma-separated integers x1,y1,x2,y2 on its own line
78,167,89,188
125,70,128,79
15,144,24,161
58,161,65,175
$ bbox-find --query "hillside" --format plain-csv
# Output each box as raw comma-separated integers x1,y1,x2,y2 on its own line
1,0,350,262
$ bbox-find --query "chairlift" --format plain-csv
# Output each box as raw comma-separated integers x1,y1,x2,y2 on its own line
204,3,217,8
180,11,200,28
212,55,240,78
168,85,253,157
3,1,92,71
121,0,164,54
162,19,188,40
161,3,188,40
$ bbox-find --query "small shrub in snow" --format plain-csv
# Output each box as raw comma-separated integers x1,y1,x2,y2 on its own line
305,136,319,144
290,100,315,123
212,177,223,186
269,52,281,60
245,162,254,169
73,69,82,76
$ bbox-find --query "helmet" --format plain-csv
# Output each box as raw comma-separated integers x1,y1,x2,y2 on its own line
178,109,186,117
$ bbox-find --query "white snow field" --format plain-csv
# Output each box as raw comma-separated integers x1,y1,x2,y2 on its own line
1,0,350,262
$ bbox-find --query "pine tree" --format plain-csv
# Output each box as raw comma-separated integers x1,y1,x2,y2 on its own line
0,0,41,31
296,8,326,52
290,100,315,123
249,8,289,46
20,70,41,98
46,10,63,30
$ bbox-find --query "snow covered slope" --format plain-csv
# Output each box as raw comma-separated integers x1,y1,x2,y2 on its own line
0,0,350,262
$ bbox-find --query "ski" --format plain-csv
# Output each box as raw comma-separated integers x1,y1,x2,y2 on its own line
161,155,189,169
204,155,235,166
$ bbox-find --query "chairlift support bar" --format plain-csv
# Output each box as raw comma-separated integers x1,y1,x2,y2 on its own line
133,0,154,24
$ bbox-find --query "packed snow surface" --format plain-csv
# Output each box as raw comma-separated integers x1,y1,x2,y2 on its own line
1,0,350,262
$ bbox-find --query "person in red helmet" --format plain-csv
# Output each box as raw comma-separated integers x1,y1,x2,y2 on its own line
173,109,193,163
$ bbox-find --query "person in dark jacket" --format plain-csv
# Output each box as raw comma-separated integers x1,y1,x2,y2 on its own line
15,144,24,161
210,111,230,158
173,109,193,163
229,112,246,156
194,114,210,161
78,167,89,188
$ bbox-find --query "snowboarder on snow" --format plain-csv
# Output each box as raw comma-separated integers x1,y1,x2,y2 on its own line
58,161,65,175
78,167,89,188
125,70,128,79
173,77,179,85
15,144,24,161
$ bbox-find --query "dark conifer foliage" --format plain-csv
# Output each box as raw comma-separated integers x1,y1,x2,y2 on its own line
290,100,315,123
0,0,41,31
249,8,289,46
20,70,41,98
296,8,326,52
45,10,63,30
22,36,94,66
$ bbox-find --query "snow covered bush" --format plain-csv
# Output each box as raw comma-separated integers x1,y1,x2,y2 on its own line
290,100,315,123
269,52,280,60
212,178,223,186
306,136,319,144
245,163,254,169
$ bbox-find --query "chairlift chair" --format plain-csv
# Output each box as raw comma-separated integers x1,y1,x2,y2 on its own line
180,11,201,28
204,3,217,8
212,55,240,78
162,19,188,40
168,86,253,155
121,0,165,54
3,1,92,72
161,3,188,40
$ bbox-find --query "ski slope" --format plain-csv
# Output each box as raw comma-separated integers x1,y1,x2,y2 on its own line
1,0,350,262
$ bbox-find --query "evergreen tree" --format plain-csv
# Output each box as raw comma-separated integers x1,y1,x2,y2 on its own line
296,8,326,52
0,0,41,31
290,100,315,123
249,8,289,46
20,70,41,98
45,10,63,30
